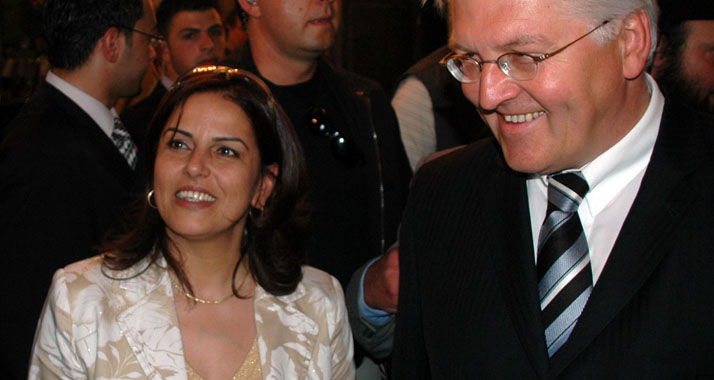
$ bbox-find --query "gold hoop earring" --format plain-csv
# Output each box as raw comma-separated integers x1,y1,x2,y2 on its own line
248,204,264,220
147,190,157,209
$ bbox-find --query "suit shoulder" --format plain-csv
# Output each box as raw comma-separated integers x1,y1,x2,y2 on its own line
2,89,89,150
54,256,109,289
299,266,344,300
47,256,111,309
322,60,384,95
418,137,502,179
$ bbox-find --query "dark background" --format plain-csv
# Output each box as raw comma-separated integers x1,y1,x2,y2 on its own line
1,0,448,133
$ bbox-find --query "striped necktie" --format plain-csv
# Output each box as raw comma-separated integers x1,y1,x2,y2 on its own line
112,117,138,170
537,171,591,357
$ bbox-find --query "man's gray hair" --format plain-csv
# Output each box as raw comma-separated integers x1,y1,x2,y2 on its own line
427,0,659,62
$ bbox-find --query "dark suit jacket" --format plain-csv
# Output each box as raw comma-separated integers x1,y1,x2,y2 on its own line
121,83,167,152
0,83,141,380
392,100,714,379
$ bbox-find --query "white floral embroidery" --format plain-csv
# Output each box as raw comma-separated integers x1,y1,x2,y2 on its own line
30,256,355,380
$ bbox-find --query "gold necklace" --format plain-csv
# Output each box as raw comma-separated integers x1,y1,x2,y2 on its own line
170,266,249,305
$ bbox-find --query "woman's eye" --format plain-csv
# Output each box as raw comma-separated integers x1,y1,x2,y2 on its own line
168,139,187,149
218,147,238,157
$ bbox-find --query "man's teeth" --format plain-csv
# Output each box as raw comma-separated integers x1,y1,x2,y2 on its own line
176,190,216,202
504,111,545,123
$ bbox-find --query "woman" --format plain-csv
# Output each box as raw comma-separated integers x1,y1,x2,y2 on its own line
30,66,355,380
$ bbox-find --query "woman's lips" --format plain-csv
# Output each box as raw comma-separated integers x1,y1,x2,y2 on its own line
175,189,216,203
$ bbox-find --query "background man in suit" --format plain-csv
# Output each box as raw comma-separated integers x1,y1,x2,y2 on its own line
122,0,226,148
0,0,156,377
392,0,714,378
650,0,714,113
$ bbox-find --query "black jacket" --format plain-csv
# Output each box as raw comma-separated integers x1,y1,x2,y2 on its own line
222,46,412,288
0,83,142,380
393,99,714,379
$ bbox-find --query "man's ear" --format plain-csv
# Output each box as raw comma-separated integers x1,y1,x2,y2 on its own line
101,27,124,63
620,8,652,79
251,163,279,209
237,0,261,19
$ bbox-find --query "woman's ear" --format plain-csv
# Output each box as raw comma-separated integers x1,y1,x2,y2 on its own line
252,163,278,209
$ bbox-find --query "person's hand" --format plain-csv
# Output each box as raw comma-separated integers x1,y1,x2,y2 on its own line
363,246,399,314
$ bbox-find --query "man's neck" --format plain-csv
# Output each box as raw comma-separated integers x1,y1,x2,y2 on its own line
52,67,116,107
248,35,319,86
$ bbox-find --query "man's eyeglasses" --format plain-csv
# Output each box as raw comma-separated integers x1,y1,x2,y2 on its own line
117,26,165,48
440,20,610,83
304,106,365,168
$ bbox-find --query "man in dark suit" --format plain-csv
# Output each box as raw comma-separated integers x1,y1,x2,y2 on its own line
122,0,226,146
0,0,156,378
392,0,714,378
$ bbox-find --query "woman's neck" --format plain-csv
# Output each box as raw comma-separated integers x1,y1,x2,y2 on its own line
168,232,245,298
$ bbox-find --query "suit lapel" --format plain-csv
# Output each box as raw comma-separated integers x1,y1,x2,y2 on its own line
488,163,550,379
113,258,187,380
46,84,137,191
549,101,705,376
254,282,320,379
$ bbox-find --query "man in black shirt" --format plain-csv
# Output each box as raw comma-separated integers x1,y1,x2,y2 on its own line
223,0,411,373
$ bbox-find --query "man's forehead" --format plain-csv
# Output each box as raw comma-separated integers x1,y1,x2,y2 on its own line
168,9,222,30
448,0,570,52
449,20,556,55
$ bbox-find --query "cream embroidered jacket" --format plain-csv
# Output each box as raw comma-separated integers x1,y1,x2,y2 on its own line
29,255,355,380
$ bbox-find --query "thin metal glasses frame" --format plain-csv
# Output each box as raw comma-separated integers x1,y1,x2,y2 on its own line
440,20,610,83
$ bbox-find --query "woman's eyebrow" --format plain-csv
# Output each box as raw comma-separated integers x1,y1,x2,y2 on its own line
214,136,249,149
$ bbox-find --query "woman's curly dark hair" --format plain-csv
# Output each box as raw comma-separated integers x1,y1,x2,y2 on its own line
103,66,309,297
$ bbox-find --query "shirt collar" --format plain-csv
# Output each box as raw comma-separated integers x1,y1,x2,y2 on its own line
578,74,664,216
45,70,117,138
532,74,664,216
160,75,174,90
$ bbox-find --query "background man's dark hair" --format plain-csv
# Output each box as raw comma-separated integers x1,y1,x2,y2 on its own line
232,0,249,31
157,0,220,37
224,8,242,29
654,21,689,74
43,0,144,70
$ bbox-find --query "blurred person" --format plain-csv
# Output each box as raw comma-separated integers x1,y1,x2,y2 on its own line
29,66,355,380
392,0,714,379
0,0,156,377
651,0,714,113
157,0,226,80
122,0,226,147
224,0,410,301
392,45,491,170
223,1,411,375
224,7,248,55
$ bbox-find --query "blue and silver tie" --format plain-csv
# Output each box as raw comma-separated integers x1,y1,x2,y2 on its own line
537,171,591,357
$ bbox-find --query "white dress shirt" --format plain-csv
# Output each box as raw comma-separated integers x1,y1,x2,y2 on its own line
527,74,665,284
45,70,118,138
